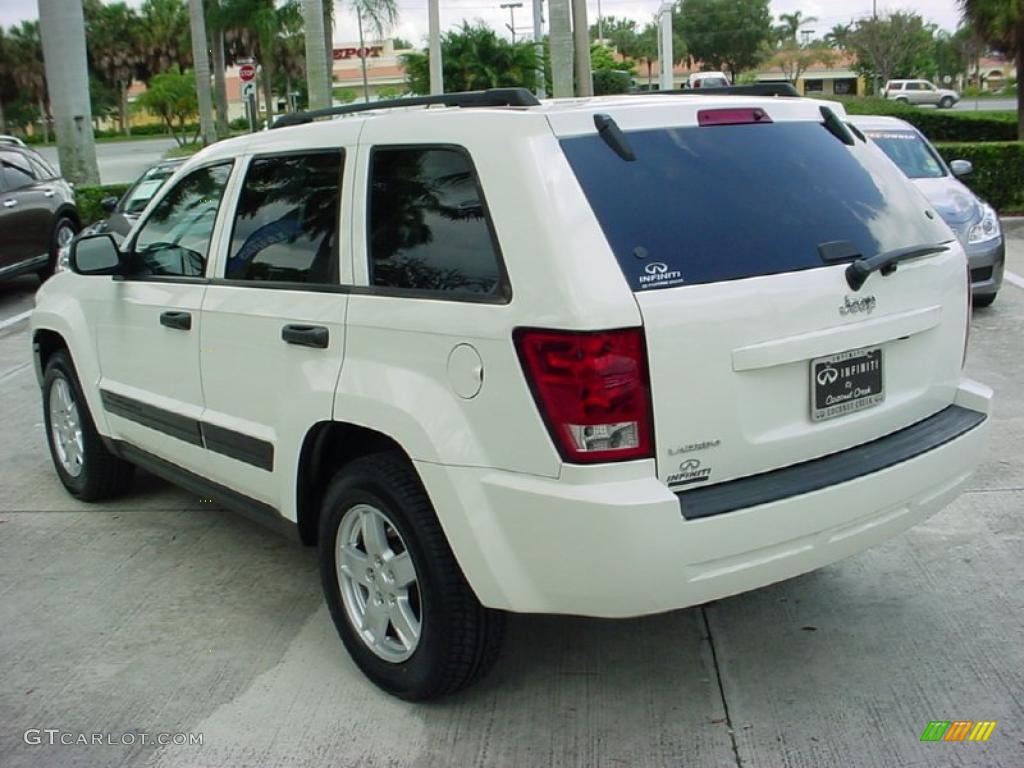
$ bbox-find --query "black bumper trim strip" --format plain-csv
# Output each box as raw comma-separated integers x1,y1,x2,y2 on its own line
676,405,986,520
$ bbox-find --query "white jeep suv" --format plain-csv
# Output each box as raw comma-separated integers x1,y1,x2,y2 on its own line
31,88,992,700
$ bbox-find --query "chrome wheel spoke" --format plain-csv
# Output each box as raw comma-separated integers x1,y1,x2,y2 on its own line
387,551,416,589
364,599,390,641
388,598,420,649
339,544,370,581
361,510,390,560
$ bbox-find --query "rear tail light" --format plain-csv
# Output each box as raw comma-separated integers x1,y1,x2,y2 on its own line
963,259,972,367
514,328,654,463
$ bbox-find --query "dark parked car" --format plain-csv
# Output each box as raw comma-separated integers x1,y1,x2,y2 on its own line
0,136,79,281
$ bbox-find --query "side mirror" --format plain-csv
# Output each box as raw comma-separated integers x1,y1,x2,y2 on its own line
69,233,123,275
950,159,973,177
100,195,119,213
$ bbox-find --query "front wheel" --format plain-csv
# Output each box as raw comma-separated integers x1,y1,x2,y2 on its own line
939,96,954,109
318,452,504,700
42,350,134,500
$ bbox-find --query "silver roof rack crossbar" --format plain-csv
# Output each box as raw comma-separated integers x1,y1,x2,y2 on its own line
272,88,541,129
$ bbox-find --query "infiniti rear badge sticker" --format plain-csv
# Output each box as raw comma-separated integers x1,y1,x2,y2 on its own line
667,458,713,486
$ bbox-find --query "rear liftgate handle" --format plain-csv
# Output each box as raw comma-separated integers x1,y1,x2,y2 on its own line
281,324,329,349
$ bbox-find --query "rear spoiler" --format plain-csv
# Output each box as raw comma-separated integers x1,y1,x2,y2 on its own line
642,83,800,98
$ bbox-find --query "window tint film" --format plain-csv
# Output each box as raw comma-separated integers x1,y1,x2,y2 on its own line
0,151,37,189
864,130,946,179
133,163,232,277
560,121,951,290
368,147,501,296
227,151,342,283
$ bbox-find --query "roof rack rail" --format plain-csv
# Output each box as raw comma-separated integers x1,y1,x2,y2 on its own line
644,83,801,98
272,88,541,129
0,134,27,147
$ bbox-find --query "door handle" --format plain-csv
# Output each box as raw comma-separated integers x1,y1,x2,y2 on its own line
281,324,329,349
160,310,192,331
2,199,16,208
42,188,55,198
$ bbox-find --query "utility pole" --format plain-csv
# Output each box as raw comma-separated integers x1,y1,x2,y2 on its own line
532,0,546,98
548,0,573,97
501,3,523,44
428,0,443,94
658,2,673,91
37,0,100,185
597,0,603,42
571,0,592,96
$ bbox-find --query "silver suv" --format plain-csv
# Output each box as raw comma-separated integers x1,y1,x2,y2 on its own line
883,80,960,109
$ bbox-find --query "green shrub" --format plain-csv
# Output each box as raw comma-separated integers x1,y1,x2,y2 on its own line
74,183,131,226
593,69,632,95
830,96,1017,142
935,141,1024,212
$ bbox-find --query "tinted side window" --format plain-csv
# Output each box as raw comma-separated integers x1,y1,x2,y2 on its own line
26,151,57,180
1,151,37,189
368,147,502,296
226,151,342,283
132,163,232,277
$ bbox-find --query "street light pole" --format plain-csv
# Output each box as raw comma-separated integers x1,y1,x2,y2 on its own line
658,2,673,91
501,3,523,44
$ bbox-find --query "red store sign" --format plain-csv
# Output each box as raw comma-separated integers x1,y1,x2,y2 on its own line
333,46,384,60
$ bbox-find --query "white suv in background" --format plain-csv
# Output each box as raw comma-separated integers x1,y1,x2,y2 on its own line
31,88,991,700
883,79,960,108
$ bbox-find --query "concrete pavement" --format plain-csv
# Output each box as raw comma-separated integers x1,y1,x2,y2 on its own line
0,230,1022,767
36,137,178,186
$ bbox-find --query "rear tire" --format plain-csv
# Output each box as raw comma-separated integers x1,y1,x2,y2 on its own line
38,216,77,281
318,451,504,700
973,292,996,308
42,350,134,501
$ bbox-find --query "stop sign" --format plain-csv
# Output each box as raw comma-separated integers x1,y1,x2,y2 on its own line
239,63,256,82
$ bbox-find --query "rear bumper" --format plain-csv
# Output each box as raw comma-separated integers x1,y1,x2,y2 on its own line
419,380,992,618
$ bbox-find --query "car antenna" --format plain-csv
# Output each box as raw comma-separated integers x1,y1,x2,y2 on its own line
820,106,855,146
593,114,636,162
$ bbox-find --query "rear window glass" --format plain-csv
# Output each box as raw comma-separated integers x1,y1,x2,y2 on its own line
560,120,951,290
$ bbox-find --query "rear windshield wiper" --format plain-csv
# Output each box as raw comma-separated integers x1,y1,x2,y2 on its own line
846,243,949,290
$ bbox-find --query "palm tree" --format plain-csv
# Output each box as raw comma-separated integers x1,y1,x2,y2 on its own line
549,0,574,96
83,1,143,135
351,0,399,102
205,0,231,136
138,0,193,80
960,0,1023,139
302,0,330,108
187,0,217,144
7,22,50,141
824,22,852,50
37,0,100,185
778,11,817,43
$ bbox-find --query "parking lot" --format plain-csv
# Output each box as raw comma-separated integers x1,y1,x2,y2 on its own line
0,222,1021,768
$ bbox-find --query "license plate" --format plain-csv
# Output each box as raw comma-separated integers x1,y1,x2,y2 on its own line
811,346,884,421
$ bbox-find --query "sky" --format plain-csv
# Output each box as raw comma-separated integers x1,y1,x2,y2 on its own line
0,0,967,48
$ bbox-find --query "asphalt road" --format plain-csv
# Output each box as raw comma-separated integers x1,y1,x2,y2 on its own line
35,137,178,186
952,97,1017,112
0,225,1022,767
